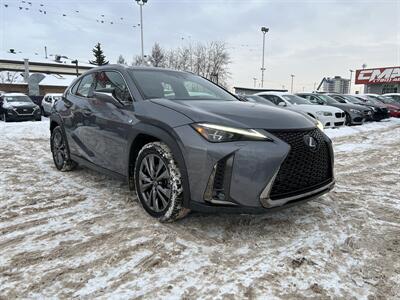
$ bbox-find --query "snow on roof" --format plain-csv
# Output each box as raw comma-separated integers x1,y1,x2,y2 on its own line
1,50,93,67
39,74,76,86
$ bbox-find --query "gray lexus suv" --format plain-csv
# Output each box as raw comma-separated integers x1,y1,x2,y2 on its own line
50,65,335,222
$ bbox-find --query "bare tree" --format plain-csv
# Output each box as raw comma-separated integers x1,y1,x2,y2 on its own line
150,43,166,67
117,54,127,65
132,41,231,87
0,71,23,84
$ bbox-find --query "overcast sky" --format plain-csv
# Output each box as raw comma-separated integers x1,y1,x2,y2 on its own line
1,0,399,92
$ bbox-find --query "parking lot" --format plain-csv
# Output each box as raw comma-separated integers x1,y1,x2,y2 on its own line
1,118,399,299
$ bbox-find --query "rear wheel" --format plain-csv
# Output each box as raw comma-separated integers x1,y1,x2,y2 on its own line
50,126,77,171
134,142,190,222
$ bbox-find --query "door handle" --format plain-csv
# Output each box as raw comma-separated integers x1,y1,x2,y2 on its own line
82,108,92,116
64,99,73,108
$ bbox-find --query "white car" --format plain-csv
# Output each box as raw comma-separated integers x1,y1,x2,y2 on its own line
41,93,63,117
255,92,346,128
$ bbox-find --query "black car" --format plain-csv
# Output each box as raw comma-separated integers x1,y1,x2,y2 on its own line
325,93,374,121
0,93,41,122
349,95,390,121
296,93,369,125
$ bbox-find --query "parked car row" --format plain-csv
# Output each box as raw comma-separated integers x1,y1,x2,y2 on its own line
240,91,398,129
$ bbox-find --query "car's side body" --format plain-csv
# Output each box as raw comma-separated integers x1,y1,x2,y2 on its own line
383,93,400,103
255,92,345,128
51,65,335,216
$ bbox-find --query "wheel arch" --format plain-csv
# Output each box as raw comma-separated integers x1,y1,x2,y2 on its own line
126,124,191,208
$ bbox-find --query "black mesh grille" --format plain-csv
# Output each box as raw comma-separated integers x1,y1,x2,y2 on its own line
335,112,344,118
213,160,225,192
269,128,332,200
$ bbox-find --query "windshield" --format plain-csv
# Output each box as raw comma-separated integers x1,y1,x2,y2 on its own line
4,95,33,103
342,95,363,104
370,95,396,104
129,69,237,101
282,94,311,105
329,95,347,103
317,94,338,105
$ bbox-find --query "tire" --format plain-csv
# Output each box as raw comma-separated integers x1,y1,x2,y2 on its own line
50,126,77,172
3,113,9,122
345,113,352,126
134,142,190,222
41,107,47,117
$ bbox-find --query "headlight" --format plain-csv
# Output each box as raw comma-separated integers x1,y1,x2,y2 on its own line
192,123,271,142
316,120,324,131
33,106,39,111
316,111,332,116
350,108,361,114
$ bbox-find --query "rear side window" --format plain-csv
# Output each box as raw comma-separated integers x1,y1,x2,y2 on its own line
76,74,95,97
95,71,133,103
70,80,80,95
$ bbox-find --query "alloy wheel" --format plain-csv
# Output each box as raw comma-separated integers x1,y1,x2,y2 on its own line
138,153,171,212
52,131,67,168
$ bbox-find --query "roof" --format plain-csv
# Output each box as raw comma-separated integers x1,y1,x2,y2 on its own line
255,91,293,95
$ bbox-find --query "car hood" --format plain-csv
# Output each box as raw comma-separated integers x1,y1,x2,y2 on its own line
384,103,400,109
150,99,316,130
5,102,37,108
294,104,344,113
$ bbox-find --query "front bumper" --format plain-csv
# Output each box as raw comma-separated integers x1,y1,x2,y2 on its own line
317,114,345,128
5,108,41,121
389,110,400,118
175,125,335,213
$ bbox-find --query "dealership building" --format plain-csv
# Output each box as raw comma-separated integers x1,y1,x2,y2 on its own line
355,66,400,94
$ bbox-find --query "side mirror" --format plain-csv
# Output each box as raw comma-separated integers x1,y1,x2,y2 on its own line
278,102,286,107
93,90,123,108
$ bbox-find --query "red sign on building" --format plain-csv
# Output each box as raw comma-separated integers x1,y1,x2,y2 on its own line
355,66,400,85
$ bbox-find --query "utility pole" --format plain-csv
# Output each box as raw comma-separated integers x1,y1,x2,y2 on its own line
349,69,354,94
135,0,148,64
253,77,257,88
71,60,79,77
290,74,295,93
260,27,269,88
44,46,48,59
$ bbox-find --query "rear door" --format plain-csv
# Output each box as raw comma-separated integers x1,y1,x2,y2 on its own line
86,70,136,175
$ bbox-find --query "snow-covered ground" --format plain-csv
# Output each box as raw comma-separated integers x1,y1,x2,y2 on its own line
1,118,399,299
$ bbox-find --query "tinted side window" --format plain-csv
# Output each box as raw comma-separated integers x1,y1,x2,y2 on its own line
70,79,81,95
76,74,95,97
95,71,132,103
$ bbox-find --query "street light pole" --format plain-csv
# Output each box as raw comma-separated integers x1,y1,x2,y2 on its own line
290,74,295,93
253,77,257,88
260,27,269,88
135,0,148,64
349,69,354,94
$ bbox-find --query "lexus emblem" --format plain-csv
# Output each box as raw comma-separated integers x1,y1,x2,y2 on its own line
304,135,318,151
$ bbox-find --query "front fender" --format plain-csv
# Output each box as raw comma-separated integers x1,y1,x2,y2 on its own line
126,122,191,209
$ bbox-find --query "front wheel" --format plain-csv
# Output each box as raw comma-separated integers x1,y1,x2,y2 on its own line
50,126,77,171
134,142,190,222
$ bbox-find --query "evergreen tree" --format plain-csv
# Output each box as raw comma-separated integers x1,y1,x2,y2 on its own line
89,43,109,66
